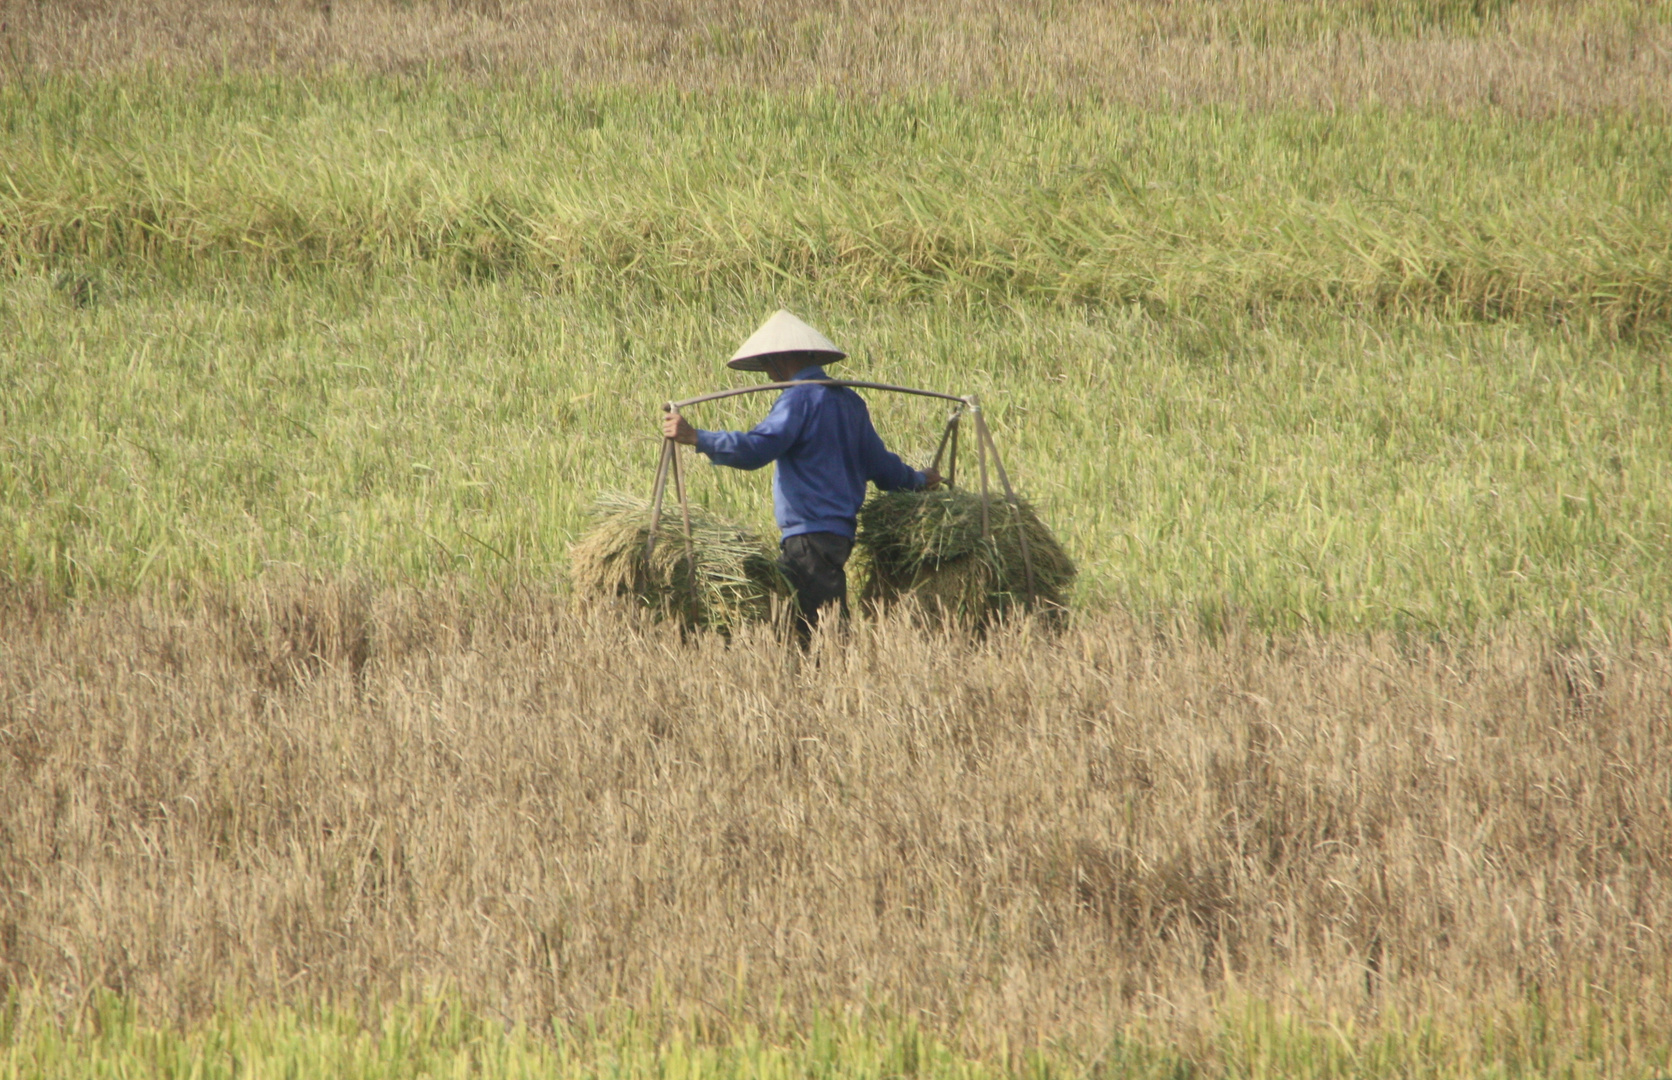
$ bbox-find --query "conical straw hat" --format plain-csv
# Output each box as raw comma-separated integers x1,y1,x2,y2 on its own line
727,310,846,372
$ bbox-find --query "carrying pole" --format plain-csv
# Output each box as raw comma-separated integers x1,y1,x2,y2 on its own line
672,379,965,411
946,412,959,488
648,383,1027,598
969,396,991,542
972,408,1036,602
645,432,675,559
668,410,697,578
929,407,961,488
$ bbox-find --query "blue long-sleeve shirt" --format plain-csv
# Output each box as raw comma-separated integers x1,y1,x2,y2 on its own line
694,366,927,539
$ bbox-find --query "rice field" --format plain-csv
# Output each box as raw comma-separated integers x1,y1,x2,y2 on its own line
4,76,1671,634
3,1,1671,1075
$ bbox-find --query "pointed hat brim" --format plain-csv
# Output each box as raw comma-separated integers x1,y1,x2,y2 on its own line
727,310,846,371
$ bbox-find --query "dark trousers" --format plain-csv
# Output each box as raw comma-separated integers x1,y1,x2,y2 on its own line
779,532,852,641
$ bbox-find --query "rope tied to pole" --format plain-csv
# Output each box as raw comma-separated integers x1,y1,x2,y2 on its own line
644,402,696,583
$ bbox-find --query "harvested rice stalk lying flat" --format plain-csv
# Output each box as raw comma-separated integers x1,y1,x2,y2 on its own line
856,489,1075,624
569,493,788,633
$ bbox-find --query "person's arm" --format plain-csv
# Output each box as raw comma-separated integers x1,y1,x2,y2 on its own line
669,392,804,471
857,403,932,492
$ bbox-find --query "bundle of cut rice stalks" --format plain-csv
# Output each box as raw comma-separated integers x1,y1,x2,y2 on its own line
856,489,1075,625
569,493,788,634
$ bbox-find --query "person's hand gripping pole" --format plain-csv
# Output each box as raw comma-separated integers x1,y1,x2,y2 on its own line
663,409,698,446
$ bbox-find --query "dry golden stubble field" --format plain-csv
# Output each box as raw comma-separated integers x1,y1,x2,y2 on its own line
2,0,1669,113
1,579,1667,1056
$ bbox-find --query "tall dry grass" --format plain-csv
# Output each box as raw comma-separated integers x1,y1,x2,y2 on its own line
1,0,1668,113
1,579,1667,1060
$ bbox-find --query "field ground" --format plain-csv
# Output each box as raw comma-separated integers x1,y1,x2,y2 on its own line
3,1,1672,1075
2,585,1669,1077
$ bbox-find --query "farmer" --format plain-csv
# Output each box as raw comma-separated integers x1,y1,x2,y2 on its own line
663,310,940,639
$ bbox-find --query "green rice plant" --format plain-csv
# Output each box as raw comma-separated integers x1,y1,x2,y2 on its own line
569,492,788,634
857,489,1076,624
2,990,1663,1080
3,79,1671,334
2,79,1669,635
